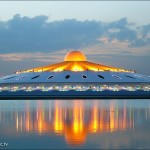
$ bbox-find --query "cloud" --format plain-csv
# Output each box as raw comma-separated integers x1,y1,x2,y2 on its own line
0,51,66,62
141,24,150,38
105,18,139,45
0,15,150,54
0,15,150,76
0,14,103,53
129,24,150,47
108,28,137,42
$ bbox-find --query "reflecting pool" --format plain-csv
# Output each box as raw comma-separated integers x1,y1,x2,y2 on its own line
0,100,150,149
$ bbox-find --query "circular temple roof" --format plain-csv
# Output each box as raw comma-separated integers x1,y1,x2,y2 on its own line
15,50,135,73
64,51,87,61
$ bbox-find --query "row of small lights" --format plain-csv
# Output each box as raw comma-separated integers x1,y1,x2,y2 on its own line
15,69,135,74
0,85,149,92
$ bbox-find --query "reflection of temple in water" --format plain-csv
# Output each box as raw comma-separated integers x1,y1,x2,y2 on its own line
0,100,149,146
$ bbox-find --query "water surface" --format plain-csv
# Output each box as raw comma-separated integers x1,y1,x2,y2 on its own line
0,99,150,149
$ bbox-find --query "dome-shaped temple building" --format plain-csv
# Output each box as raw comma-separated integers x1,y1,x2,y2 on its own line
0,50,150,99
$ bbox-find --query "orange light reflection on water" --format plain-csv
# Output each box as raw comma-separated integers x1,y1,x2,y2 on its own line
54,101,64,134
12,100,135,146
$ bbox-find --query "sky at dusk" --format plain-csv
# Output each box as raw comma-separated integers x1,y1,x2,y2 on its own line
0,1,150,76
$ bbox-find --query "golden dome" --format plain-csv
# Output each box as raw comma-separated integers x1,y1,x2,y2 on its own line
19,50,133,73
64,51,87,61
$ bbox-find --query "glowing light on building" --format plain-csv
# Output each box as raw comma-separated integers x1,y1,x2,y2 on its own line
64,51,87,61
17,51,132,73
0,50,149,99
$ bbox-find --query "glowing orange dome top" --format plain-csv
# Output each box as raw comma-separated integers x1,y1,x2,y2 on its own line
18,50,134,73
64,51,86,61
